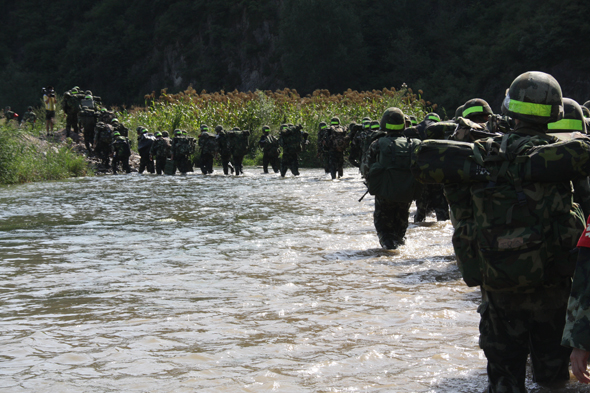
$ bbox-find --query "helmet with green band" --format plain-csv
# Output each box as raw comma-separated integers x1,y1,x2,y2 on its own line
506,71,563,125
547,98,586,134
462,98,493,119
380,107,405,132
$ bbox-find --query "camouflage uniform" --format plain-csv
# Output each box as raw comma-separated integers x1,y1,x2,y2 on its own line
258,126,280,173
347,120,366,168
279,124,308,177
563,237,590,352
79,106,97,152
198,127,218,174
137,128,155,174
228,128,250,175
326,118,349,179
317,122,330,173
150,132,171,175
93,122,114,166
215,126,234,175
111,134,131,174
171,131,193,174
63,88,82,137
367,107,418,249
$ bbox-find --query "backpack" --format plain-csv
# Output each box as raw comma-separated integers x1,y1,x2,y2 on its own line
329,126,348,152
113,137,131,157
80,97,94,109
95,122,113,144
176,138,190,155
452,133,586,291
367,135,423,202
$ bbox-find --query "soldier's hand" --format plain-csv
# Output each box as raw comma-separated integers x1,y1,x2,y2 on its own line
571,348,590,383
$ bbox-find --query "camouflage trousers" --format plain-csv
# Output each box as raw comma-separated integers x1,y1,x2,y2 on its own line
112,154,130,174
66,112,79,136
232,154,245,175
478,285,572,393
374,195,411,249
174,155,192,174
262,152,280,173
200,153,214,174
154,156,167,175
80,118,95,150
415,184,449,222
220,153,233,175
139,153,154,174
281,151,300,177
328,151,344,179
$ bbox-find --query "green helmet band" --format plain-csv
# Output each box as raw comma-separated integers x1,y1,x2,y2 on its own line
426,115,439,122
463,106,484,117
508,99,552,117
547,118,584,131
386,123,404,130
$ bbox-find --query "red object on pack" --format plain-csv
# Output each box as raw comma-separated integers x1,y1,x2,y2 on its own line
577,215,590,248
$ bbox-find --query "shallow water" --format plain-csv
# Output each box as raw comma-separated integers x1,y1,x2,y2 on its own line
0,168,585,392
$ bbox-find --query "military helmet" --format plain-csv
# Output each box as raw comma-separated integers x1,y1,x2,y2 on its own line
85,90,92,95
330,117,340,126
215,125,223,133
136,126,144,133
155,131,162,137
112,118,119,124
232,127,240,131
181,130,187,135
505,71,563,125
200,124,209,132
370,120,380,130
380,107,406,132
462,98,493,119
409,115,418,126
547,97,586,134
142,128,148,134
280,124,288,131
318,121,328,130
582,106,590,119
454,104,465,120
85,95,92,99
174,129,182,135
28,106,33,111
424,112,440,122
162,131,169,137
101,108,107,112
113,131,121,137
262,125,270,132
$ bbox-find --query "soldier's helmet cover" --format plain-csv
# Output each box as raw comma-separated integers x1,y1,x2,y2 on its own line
380,107,406,132
505,71,563,125
547,97,586,134
462,98,493,119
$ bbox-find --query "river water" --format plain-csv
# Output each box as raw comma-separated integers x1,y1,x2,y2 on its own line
0,168,585,392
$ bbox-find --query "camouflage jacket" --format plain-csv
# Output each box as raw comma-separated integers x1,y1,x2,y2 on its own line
258,134,280,156
22,110,36,123
111,137,131,157
562,233,590,351
150,137,171,158
198,132,219,155
216,131,231,155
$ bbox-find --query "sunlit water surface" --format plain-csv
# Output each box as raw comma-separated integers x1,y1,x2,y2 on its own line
0,168,585,392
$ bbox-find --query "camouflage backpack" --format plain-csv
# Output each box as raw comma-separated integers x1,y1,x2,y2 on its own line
113,137,131,157
367,135,423,202
95,122,113,144
329,126,348,152
176,138,191,155
450,132,586,291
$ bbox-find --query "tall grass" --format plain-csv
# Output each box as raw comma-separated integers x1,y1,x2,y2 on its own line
0,125,91,184
116,85,435,166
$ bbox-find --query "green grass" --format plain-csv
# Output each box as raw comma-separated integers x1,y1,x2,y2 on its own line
0,125,92,184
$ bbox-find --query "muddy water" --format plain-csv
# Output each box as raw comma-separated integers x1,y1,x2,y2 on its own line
0,168,584,392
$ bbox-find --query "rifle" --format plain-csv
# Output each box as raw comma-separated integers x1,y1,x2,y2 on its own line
358,182,370,202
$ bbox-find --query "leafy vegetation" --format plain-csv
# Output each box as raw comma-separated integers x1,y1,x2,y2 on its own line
0,124,91,184
118,85,432,167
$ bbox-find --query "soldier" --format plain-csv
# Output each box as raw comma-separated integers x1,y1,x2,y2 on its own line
348,117,370,168
228,127,250,175
150,131,171,175
258,125,280,173
278,123,308,177
93,121,114,166
171,129,193,174
198,124,218,174
431,72,585,392
111,131,131,174
63,87,81,137
366,107,422,249
4,106,17,124
136,126,155,173
21,106,36,129
79,105,97,153
317,122,330,173
359,120,382,179
98,107,116,124
326,116,349,179
111,118,129,137
215,125,234,175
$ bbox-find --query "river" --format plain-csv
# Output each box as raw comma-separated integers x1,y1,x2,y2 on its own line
0,168,585,392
